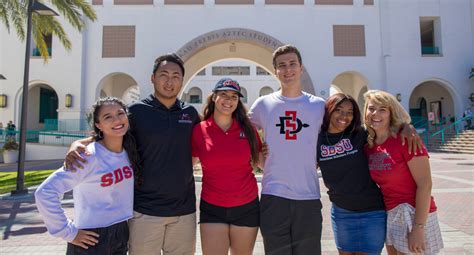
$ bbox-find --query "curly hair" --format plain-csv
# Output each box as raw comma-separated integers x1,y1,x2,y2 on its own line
89,97,142,187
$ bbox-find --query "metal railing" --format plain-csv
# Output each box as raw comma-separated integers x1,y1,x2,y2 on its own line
411,116,428,129
411,117,429,145
410,115,472,146
44,118,90,131
1,129,88,146
430,114,472,144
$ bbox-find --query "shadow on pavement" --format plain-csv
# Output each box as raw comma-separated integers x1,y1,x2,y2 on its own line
0,190,74,240
9,226,48,236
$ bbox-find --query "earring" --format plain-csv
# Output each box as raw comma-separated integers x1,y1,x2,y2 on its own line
98,130,103,139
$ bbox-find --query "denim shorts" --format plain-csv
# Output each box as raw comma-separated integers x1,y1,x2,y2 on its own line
331,204,386,254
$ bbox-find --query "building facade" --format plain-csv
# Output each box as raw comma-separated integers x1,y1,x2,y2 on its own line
183,60,280,112
1,0,473,131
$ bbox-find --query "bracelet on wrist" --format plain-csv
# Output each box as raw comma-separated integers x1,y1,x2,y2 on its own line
413,222,426,229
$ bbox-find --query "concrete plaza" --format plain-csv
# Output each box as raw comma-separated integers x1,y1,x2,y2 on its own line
0,152,473,254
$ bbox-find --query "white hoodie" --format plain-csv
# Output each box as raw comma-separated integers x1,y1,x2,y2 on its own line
35,142,134,242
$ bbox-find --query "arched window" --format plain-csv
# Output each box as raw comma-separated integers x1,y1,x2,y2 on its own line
259,86,274,97
188,87,203,104
240,87,248,103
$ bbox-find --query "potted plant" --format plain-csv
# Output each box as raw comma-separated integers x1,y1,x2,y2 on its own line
2,138,19,163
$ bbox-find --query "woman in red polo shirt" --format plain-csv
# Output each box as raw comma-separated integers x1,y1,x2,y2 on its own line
192,78,262,255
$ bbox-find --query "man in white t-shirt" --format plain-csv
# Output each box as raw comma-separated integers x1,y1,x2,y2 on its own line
249,45,325,255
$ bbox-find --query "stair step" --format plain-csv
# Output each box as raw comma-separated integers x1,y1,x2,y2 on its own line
440,147,474,151
429,149,474,154
425,129,474,154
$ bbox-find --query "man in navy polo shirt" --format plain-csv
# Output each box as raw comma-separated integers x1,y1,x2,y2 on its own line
65,54,200,255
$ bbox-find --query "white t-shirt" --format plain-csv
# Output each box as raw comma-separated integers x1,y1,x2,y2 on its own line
249,91,325,200
35,142,134,242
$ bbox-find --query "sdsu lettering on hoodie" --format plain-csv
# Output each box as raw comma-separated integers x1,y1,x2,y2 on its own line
35,142,134,242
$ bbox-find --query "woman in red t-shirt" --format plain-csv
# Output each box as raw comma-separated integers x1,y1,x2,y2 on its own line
192,78,262,255
363,90,443,255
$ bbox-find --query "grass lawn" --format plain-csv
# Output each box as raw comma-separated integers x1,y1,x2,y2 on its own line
0,170,54,194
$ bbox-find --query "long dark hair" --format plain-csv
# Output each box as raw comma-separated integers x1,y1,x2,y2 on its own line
90,97,142,187
321,93,362,134
202,93,260,165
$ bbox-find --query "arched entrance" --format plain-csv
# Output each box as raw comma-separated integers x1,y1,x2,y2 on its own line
97,72,140,104
409,80,456,126
16,82,59,131
180,59,281,112
330,71,369,109
176,28,316,96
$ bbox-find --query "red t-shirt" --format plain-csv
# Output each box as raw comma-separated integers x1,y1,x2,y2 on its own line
192,117,261,207
364,135,437,212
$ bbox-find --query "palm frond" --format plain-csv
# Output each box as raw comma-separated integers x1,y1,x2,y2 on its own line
39,14,71,50
9,0,27,40
49,0,83,31
32,14,72,61
0,1,11,33
31,16,50,61
49,0,98,32
73,0,97,21
0,0,97,59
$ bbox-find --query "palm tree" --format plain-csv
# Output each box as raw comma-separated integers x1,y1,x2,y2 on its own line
0,0,97,60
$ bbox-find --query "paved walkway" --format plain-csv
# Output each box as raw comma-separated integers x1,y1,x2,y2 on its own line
0,153,473,254
0,159,63,173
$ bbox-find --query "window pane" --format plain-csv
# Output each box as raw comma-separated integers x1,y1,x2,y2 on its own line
257,67,270,75
197,69,206,76
190,95,201,103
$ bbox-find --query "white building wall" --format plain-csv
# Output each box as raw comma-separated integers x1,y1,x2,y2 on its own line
25,143,68,161
383,0,474,114
0,0,473,125
0,15,85,124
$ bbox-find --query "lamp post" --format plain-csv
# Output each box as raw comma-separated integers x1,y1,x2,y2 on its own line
12,0,58,196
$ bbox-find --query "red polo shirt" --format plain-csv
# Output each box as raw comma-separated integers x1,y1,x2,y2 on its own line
192,117,260,207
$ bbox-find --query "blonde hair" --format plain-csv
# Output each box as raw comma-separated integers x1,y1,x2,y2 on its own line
363,90,411,147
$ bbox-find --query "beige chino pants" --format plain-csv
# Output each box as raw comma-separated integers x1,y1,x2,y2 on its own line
129,211,196,255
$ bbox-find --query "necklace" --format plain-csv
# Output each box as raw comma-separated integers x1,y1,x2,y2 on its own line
325,131,345,146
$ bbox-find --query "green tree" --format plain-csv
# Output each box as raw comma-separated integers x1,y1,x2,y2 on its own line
0,0,97,60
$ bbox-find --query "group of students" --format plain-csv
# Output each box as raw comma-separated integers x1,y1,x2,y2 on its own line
35,44,444,255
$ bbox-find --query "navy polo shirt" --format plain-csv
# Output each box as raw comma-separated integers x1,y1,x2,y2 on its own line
129,94,200,217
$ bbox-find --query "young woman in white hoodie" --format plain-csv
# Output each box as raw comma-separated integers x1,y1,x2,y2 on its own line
35,97,140,255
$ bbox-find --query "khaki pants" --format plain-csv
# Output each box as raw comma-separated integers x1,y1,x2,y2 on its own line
129,211,196,255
